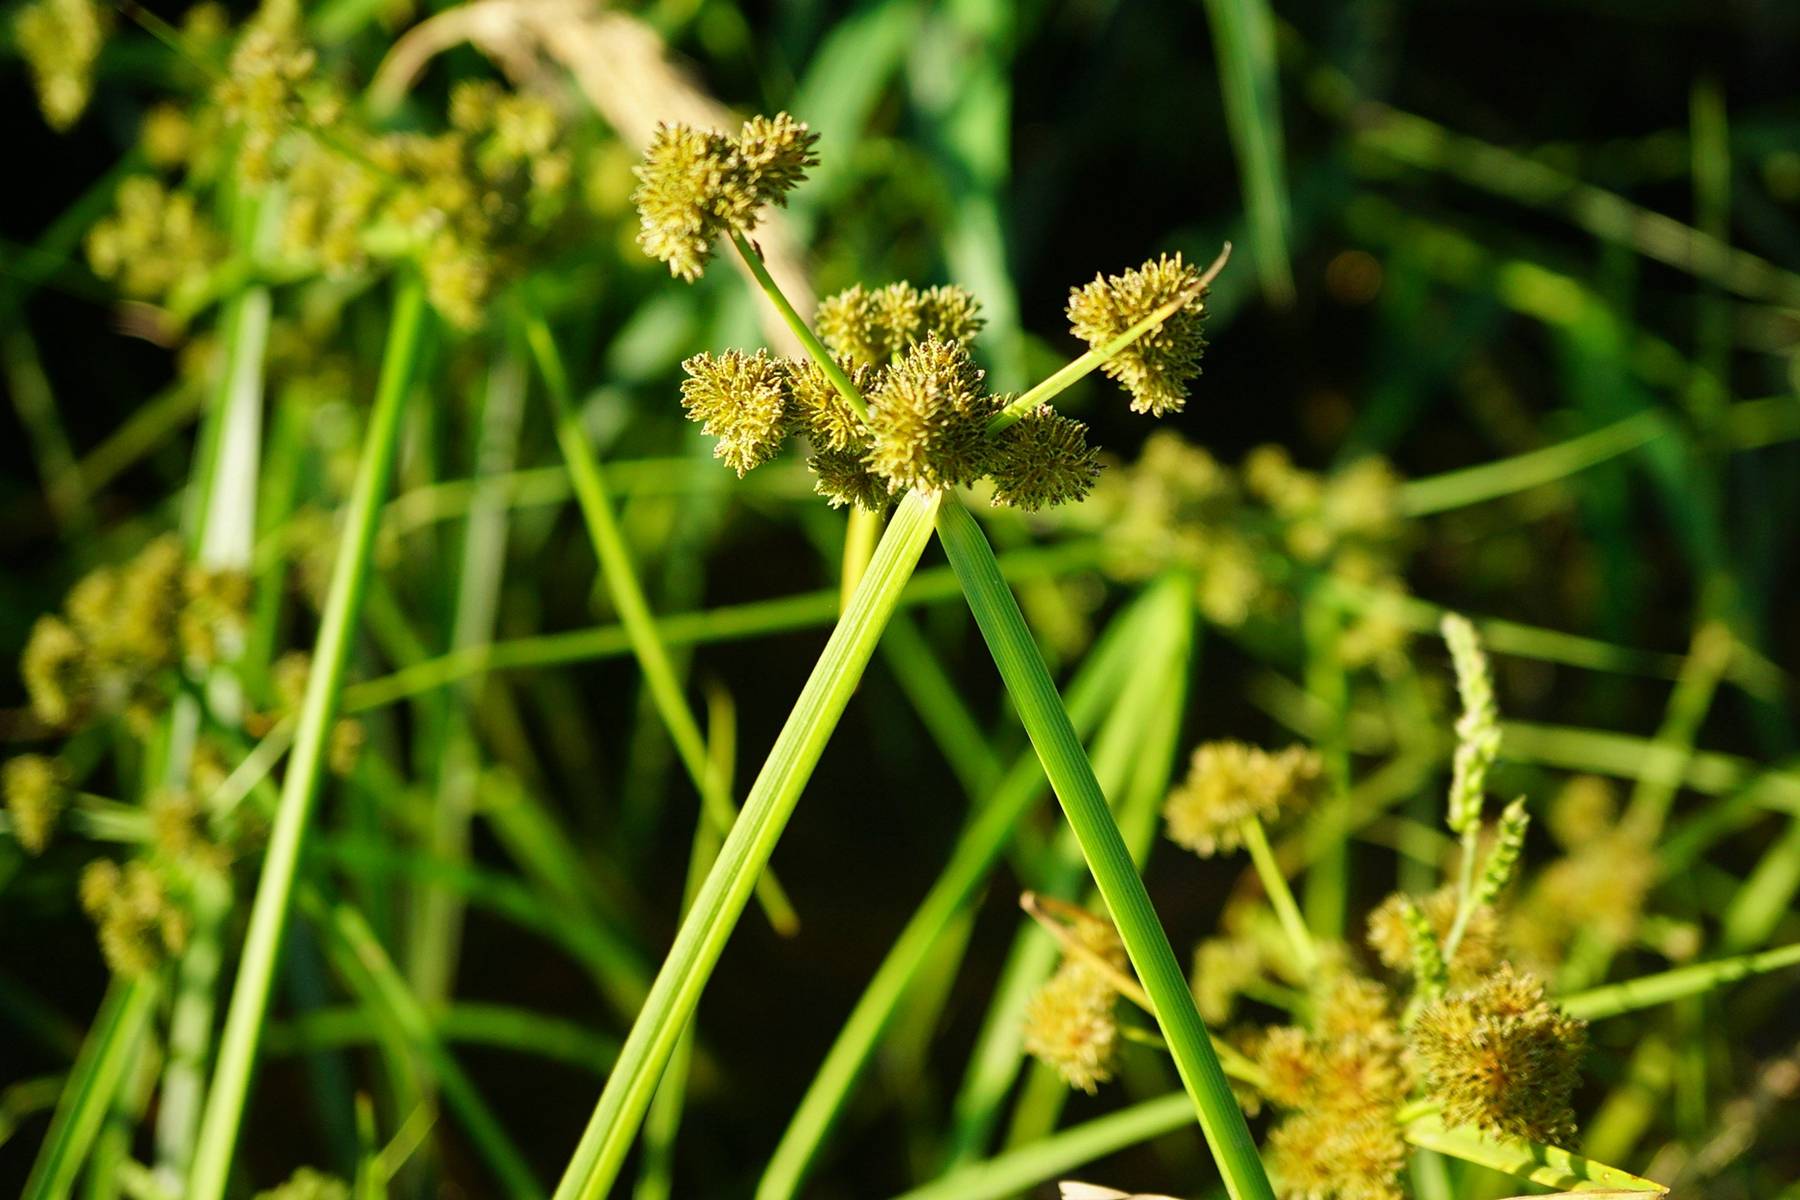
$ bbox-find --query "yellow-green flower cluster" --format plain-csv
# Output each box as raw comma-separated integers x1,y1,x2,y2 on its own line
1405,963,1587,1143
1066,254,1210,416
1021,909,1129,1093
212,0,333,184
4,755,69,855
1074,433,1410,652
15,0,109,130
1441,614,1500,835
1256,976,1409,1200
1163,741,1322,858
79,859,191,978
254,1167,350,1200
816,282,986,367
632,113,819,280
1508,777,1651,969
676,331,1101,512
86,178,226,310
20,536,251,734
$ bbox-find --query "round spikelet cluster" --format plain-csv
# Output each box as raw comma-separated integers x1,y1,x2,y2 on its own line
988,405,1103,512
815,282,986,367
679,349,791,476
1021,908,1129,1094
1406,962,1587,1143
79,859,191,978
4,754,69,855
632,112,819,280
1066,254,1209,416
1255,976,1408,1200
864,334,1000,493
16,0,109,130
253,1166,351,1200
1163,741,1323,857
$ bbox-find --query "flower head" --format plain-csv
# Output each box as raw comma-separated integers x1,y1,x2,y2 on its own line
1406,962,1587,1143
817,282,986,367
1163,741,1322,857
783,355,878,452
4,755,68,855
1066,254,1209,416
987,404,1102,511
79,859,190,978
632,113,819,280
679,349,791,476
1366,886,1499,987
1268,1111,1407,1200
16,0,108,130
865,334,998,493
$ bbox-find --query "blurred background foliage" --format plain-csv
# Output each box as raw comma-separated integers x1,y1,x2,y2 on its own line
2,0,1799,1196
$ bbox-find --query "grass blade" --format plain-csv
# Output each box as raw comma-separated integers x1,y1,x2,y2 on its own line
1559,942,1800,1021
935,495,1273,1200
552,489,942,1200
1202,0,1294,306
1403,1115,1666,1194
21,978,159,1200
187,276,429,1200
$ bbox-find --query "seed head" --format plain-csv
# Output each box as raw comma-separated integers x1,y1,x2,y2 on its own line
1442,613,1500,835
808,447,889,512
783,355,878,452
1407,962,1587,1143
17,0,108,130
253,1166,351,1200
1190,934,1264,1025
4,755,69,855
1268,1111,1407,1200
22,615,91,728
679,349,790,476
987,404,1102,512
816,282,985,367
1163,741,1322,857
1022,963,1121,1094
80,858,189,978
632,113,819,280
1066,254,1209,416
865,335,997,493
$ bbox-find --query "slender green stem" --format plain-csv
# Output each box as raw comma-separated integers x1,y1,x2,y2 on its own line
755,583,1178,1200
1441,826,1482,963
727,230,870,421
187,276,429,1200
522,307,798,935
1398,409,1667,516
934,495,1273,1200
987,243,1231,433
22,978,160,1200
552,490,941,1200
1559,941,1800,1020
1239,816,1317,972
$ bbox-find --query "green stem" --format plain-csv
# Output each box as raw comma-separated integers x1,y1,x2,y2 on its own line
551,489,941,1200
187,275,429,1200
522,307,798,935
986,243,1232,433
22,978,160,1200
1559,941,1800,1021
1397,409,1667,516
727,230,870,422
1239,815,1317,972
934,495,1273,1200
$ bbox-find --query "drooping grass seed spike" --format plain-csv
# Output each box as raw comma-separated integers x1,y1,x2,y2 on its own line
678,349,791,476
1398,894,1449,1003
1472,797,1530,913
988,404,1103,511
1066,252,1212,416
1442,613,1500,836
